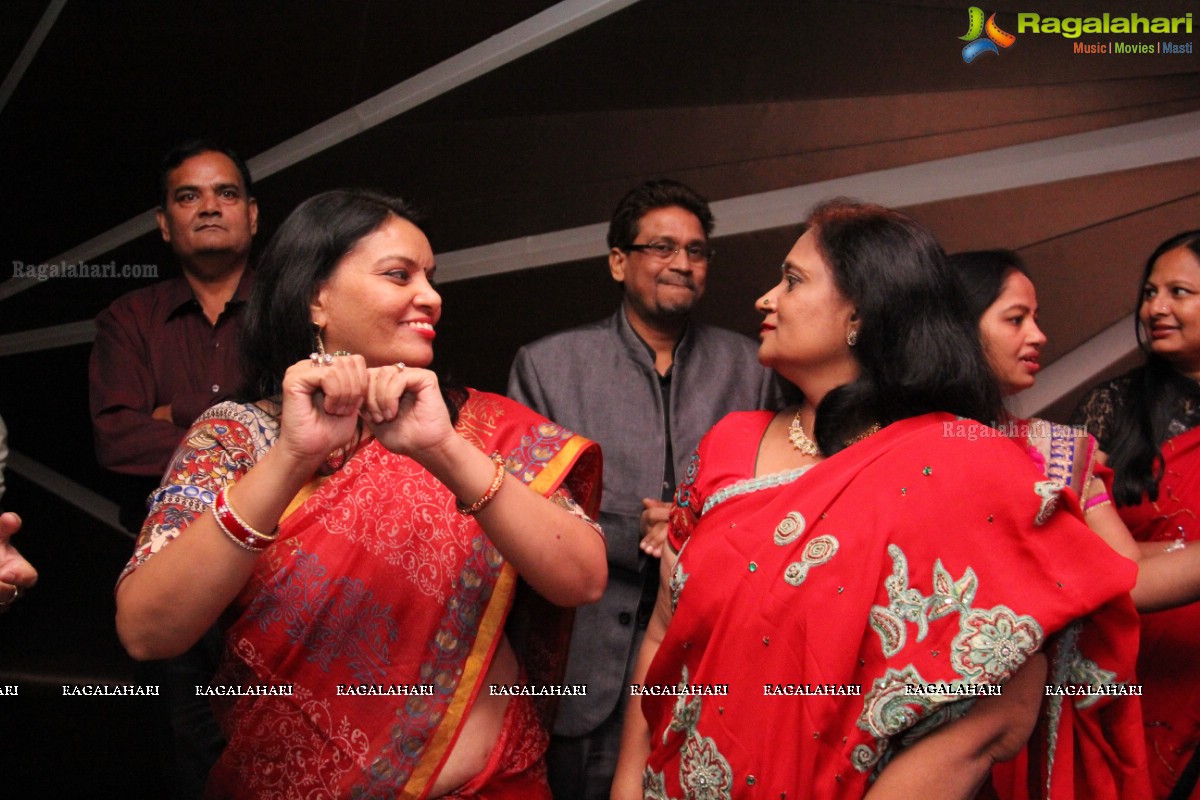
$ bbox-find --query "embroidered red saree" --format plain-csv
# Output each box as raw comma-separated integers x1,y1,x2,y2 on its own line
640,412,1140,799
1116,425,1200,798
120,391,601,799
991,418,1149,799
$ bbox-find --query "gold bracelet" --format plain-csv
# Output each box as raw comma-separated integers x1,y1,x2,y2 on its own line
457,452,507,516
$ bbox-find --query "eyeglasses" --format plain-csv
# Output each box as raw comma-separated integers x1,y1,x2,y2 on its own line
622,241,715,264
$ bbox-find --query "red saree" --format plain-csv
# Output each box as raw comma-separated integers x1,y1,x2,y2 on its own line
641,412,1139,799
119,391,601,799
991,419,1149,800
1117,425,1200,798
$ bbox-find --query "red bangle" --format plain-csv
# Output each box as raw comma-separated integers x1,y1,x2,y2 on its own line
457,452,507,516
213,486,279,552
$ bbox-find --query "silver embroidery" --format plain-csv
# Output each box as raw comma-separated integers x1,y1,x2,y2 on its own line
783,534,840,587
774,511,806,545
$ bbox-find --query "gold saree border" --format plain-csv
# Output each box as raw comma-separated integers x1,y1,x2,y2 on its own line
402,432,594,798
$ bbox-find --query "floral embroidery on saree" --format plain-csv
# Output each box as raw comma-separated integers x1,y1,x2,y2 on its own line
244,549,400,684
868,544,1042,672
674,451,701,518
669,544,689,614
1034,479,1066,526
953,606,1042,681
856,668,979,774
218,638,372,797
644,768,670,800
645,665,735,800
858,544,1044,772
1062,644,1119,711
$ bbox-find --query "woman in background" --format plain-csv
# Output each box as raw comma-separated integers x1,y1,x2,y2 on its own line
613,200,1138,799
116,189,606,799
1072,231,1200,799
955,248,1200,612
951,248,1200,797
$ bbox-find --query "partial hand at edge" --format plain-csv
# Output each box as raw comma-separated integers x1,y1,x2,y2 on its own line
0,512,37,604
639,498,671,558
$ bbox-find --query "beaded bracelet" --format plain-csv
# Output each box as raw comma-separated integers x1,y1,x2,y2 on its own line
214,486,280,552
457,452,507,516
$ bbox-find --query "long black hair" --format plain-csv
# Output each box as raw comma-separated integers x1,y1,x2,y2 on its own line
808,200,1004,455
237,188,462,421
1104,230,1200,505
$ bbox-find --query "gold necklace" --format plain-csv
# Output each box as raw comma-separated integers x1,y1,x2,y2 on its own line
787,408,820,457
847,423,882,446
787,409,881,456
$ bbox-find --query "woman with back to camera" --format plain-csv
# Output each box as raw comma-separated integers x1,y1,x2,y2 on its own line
1072,230,1200,799
114,189,606,799
611,200,1140,799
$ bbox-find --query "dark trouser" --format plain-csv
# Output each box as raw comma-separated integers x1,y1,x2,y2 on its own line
547,622,649,800
138,626,226,799
546,698,627,800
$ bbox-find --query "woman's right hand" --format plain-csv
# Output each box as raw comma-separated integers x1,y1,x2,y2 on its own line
275,355,369,468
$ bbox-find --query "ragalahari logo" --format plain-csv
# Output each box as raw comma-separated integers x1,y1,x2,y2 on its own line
960,7,1017,62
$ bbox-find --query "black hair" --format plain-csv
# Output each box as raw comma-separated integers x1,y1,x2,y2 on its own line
606,179,715,250
947,249,1031,324
157,138,253,208
158,138,253,207
807,200,1004,455
1104,230,1200,505
237,188,462,423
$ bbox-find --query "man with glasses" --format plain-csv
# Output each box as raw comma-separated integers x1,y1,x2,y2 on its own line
508,179,782,799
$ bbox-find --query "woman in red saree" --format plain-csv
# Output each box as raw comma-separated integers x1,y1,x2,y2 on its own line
1072,230,1200,799
115,189,606,799
612,201,1141,799
951,248,1200,798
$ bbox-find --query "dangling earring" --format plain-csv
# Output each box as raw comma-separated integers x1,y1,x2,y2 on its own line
314,324,327,357
310,324,334,366
847,329,858,347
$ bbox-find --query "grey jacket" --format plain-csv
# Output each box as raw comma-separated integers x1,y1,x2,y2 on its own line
507,309,783,735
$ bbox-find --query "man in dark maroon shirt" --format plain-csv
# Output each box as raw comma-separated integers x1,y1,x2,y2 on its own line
88,139,257,799
89,140,257,520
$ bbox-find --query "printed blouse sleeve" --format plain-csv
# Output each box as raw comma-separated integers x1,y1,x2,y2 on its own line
116,407,265,585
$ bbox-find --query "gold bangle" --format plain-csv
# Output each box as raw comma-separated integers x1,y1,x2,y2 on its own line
457,452,507,516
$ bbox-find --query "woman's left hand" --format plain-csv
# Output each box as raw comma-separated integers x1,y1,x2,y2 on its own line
362,365,456,458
